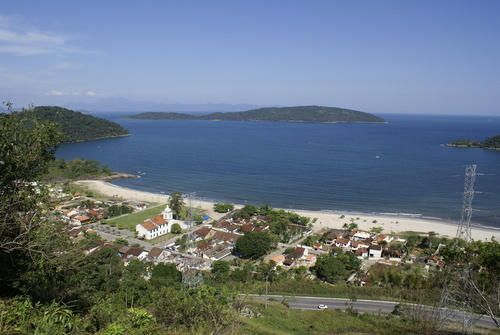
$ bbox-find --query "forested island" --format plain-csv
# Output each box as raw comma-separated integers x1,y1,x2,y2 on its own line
448,134,500,150
9,106,129,142
129,105,385,123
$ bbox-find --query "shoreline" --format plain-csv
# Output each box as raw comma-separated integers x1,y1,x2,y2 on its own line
74,179,500,241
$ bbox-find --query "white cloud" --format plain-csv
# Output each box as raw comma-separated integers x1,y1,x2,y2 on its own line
54,61,75,70
0,16,88,56
45,90,65,96
44,89,102,97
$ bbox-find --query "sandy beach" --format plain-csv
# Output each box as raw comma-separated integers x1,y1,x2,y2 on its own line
75,180,500,241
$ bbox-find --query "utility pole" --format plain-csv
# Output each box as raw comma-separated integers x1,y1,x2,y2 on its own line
439,164,477,334
182,192,203,288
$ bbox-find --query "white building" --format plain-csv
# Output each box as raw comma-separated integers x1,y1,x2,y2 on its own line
353,231,371,241
135,205,188,240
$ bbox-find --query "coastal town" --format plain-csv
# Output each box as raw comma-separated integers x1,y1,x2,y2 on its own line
51,181,460,289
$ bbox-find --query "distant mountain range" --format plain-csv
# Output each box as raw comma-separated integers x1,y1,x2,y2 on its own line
63,97,260,113
128,105,385,123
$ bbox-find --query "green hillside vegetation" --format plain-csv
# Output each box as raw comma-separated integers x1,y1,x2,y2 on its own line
43,158,112,181
12,106,129,142
449,134,500,150
129,105,385,123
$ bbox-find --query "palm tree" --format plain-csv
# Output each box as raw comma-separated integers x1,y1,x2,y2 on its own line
169,192,185,219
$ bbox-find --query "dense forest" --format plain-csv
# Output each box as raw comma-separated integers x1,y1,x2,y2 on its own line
449,134,500,149
9,106,129,142
129,105,385,123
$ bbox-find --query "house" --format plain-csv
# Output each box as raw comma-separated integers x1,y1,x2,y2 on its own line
369,245,383,259
375,234,394,244
324,229,347,244
194,226,214,241
122,247,148,260
270,254,285,266
334,238,351,248
201,243,232,261
283,247,307,266
239,223,254,233
355,247,369,258
313,243,323,251
351,240,370,251
72,214,91,225
353,231,371,241
212,231,241,245
135,205,188,240
304,254,317,267
146,247,169,262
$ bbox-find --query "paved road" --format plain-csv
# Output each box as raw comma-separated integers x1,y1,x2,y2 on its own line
246,294,498,330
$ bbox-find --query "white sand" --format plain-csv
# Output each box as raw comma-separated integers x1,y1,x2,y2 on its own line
292,209,500,241
74,180,232,220
75,180,500,241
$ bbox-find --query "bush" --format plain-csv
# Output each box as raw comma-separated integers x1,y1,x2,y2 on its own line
170,223,182,234
213,203,234,213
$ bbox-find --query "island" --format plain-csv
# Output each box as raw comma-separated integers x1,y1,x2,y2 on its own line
448,134,500,150
11,106,129,142
128,105,385,123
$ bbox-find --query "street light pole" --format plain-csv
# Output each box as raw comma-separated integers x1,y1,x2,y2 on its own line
265,271,270,309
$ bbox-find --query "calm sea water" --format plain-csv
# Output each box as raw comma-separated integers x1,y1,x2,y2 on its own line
57,114,500,228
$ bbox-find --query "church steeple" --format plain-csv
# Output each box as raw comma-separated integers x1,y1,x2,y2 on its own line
162,205,173,220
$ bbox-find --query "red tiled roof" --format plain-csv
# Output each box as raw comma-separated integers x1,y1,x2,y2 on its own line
127,247,145,257
141,220,157,231
213,231,240,243
194,227,212,239
148,247,163,258
240,223,254,233
75,215,90,222
151,215,166,225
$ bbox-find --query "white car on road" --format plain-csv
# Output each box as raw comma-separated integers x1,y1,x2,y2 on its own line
318,304,328,310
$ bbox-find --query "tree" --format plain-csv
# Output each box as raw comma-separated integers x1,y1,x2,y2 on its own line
168,193,184,219
170,223,182,234
0,106,62,253
234,232,276,259
313,254,350,283
211,260,230,281
150,263,181,287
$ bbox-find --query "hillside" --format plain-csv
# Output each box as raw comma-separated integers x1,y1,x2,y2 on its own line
12,106,129,142
129,105,385,123
448,134,500,150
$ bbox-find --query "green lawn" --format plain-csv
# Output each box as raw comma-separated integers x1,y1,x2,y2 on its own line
104,203,167,231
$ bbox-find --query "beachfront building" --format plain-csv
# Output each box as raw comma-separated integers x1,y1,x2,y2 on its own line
135,205,188,240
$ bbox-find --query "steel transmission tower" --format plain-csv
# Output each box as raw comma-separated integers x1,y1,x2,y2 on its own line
181,192,203,288
440,164,477,334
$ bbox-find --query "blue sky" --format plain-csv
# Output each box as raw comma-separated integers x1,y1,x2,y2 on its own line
1,0,499,114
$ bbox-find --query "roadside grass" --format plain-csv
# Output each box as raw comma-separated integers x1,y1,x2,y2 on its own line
239,302,414,335
103,203,167,231
239,301,496,335
220,279,441,304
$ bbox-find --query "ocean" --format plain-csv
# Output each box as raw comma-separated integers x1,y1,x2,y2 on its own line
56,114,500,228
